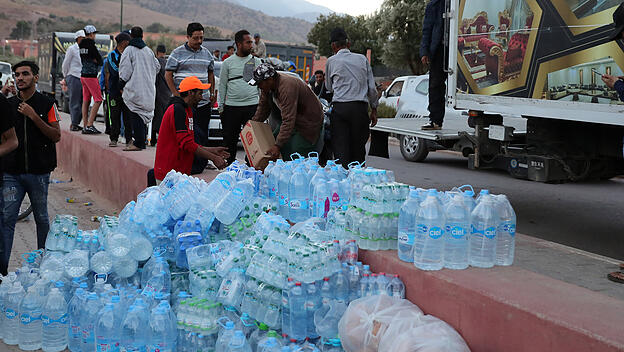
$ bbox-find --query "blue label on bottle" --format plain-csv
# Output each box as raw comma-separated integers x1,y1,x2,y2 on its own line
20,312,41,324
290,199,308,210
398,233,414,245
502,223,516,237
446,225,466,239
42,313,68,326
5,308,16,319
428,226,443,239
484,227,497,239
416,224,428,235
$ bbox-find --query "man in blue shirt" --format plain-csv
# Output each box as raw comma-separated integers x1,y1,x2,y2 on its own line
104,32,131,147
420,0,447,130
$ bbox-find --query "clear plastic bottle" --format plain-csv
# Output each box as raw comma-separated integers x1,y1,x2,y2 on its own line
226,330,252,351
495,195,516,266
305,282,321,339
388,275,405,299
398,190,420,262
288,166,310,223
18,286,44,350
0,272,18,340
148,306,176,352
281,278,294,337
80,292,102,351
469,194,499,268
277,164,294,219
67,288,86,351
215,179,255,225
41,288,68,352
413,189,446,271
288,282,307,341
216,320,236,351
95,303,118,352
444,194,470,270
121,304,149,352
4,282,24,345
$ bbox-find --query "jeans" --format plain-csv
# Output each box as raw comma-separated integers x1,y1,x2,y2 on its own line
1,173,50,275
428,46,448,126
123,107,147,149
220,105,258,165
330,101,370,167
66,75,83,126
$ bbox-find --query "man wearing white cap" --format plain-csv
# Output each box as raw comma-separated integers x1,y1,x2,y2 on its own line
62,30,85,131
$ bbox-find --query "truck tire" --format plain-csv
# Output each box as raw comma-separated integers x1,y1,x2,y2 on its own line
400,135,429,162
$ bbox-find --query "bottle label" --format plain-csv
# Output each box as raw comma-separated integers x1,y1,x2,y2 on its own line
446,225,466,239
502,223,516,237
332,193,340,203
305,301,316,311
71,324,81,337
5,308,16,320
416,224,428,235
20,312,41,324
290,199,308,210
279,195,288,206
471,225,497,239
398,232,414,245
428,226,443,239
42,313,68,326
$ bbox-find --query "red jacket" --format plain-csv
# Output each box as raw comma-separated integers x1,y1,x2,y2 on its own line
154,97,199,180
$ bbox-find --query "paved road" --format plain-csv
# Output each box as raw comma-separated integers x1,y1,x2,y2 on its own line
365,146,624,261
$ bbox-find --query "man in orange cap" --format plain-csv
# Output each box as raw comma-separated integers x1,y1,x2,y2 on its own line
153,76,230,183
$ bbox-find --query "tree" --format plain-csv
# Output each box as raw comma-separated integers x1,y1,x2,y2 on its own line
374,0,428,74
204,26,223,39
147,22,170,33
10,21,32,39
307,13,383,65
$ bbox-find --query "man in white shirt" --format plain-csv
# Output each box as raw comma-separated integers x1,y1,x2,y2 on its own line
62,30,85,131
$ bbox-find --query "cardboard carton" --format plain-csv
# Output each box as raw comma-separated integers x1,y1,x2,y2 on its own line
240,120,278,171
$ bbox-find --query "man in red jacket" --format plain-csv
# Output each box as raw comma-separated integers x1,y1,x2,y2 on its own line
154,76,229,182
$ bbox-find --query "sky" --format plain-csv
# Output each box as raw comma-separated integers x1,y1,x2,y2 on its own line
307,0,384,16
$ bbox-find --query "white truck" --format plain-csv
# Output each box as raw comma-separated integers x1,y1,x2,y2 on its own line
373,0,624,182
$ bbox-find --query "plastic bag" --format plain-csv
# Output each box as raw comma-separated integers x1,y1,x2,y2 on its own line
379,315,470,352
338,295,423,352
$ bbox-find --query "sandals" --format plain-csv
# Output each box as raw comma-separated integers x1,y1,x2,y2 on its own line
607,263,624,284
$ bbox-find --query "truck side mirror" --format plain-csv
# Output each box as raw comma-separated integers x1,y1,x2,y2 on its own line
382,90,387,98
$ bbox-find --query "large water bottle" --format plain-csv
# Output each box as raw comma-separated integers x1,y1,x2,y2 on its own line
3,282,24,345
309,168,327,217
226,330,252,351
288,166,310,223
0,272,18,339
333,267,349,302
444,194,470,270
397,190,419,262
64,250,90,278
288,282,307,341
121,304,149,352
269,159,285,201
258,336,282,352
41,288,68,352
216,320,236,351
148,306,175,352
217,268,246,307
470,194,499,268
67,288,86,351
215,179,255,225
495,194,516,266
387,274,405,299
413,189,446,271
90,251,114,274
205,171,237,206
95,303,119,352
277,164,294,219
281,278,294,337
80,292,102,351
305,282,321,339
18,286,43,350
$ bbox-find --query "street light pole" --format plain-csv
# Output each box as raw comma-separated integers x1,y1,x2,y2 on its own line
120,0,124,32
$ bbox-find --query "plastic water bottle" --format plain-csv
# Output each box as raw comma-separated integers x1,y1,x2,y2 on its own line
462,190,476,211
42,288,68,352
289,282,307,341
398,190,419,262
215,179,255,225
305,282,321,339
81,292,102,351
18,286,43,350
205,172,237,207
470,194,499,268
216,320,236,351
4,282,24,345
288,166,310,223
91,251,114,274
333,266,349,302
281,278,294,337
217,268,246,307
67,288,86,351
444,194,470,270
95,303,118,352
413,189,446,271
387,275,405,299
121,305,149,352
258,336,282,352
278,164,294,219
226,330,252,351
148,306,176,352
0,272,18,339
64,250,90,278
495,195,516,266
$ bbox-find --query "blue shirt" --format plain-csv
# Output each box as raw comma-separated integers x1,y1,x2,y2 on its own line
105,49,122,98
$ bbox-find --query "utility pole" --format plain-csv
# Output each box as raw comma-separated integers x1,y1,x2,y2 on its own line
120,0,124,32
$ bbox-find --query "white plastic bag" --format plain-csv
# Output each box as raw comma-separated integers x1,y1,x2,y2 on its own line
338,295,423,352
379,315,471,352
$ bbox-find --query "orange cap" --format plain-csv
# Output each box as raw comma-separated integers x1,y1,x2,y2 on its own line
178,76,211,92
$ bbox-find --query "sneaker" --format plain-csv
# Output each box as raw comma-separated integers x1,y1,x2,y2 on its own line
81,128,93,134
87,126,102,134
421,122,442,130
108,140,118,147
70,124,83,131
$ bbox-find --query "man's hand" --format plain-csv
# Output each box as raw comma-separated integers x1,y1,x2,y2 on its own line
370,109,378,127
421,56,430,66
206,146,230,159
18,102,38,120
268,145,281,159
602,74,619,89
1,80,16,96
209,94,217,105
204,146,229,169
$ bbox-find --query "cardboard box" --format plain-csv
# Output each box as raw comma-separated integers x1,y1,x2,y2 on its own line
240,121,278,171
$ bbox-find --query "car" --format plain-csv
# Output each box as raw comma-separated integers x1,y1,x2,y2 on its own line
0,61,11,88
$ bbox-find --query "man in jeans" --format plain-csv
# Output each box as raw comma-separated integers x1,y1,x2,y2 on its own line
104,32,131,147
420,0,447,130
62,30,85,131
79,25,103,134
219,29,262,165
2,61,61,275
0,92,19,275
119,26,161,151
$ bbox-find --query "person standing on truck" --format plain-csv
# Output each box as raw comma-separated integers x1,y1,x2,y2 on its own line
165,23,216,152
0,93,19,276
79,25,103,134
62,30,85,132
119,26,161,151
153,76,229,183
420,0,447,131
152,44,171,147
324,27,378,167
249,63,323,159
219,29,262,165
104,32,131,147
2,61,61,275
252,33,267,58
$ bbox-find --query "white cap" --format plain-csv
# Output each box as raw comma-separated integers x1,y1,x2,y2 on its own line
74,30,86,39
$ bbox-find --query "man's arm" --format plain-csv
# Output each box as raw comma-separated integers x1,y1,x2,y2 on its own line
420,2,435,59
218,61,228,111
164,53,180,97
324,61,333,93
62,46,73,78
195,146,229,169
18,103,61,143
366,60,378,127
104,60,110,92
92,43,103,66
208,70,216,104
0,128,18,157
165,71,179,97
251,90,271,122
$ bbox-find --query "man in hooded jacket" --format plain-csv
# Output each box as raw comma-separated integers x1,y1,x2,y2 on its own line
119,26,161,151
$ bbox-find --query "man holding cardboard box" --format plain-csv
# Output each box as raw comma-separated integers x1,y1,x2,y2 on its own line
249,63,323,160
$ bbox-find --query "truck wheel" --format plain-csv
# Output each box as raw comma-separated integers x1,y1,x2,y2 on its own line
400,135,429,162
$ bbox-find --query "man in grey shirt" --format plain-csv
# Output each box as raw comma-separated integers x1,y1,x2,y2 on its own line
325,27,378,167
165,22,216,149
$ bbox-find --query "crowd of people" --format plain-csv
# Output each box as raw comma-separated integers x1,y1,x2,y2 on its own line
0,22,379,274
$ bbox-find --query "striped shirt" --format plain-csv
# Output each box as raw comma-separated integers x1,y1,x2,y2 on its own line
165,43,215,107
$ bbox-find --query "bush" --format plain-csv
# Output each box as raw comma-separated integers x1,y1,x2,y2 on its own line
376,103,397,118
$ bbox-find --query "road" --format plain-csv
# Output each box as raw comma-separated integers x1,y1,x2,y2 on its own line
365,146,624,261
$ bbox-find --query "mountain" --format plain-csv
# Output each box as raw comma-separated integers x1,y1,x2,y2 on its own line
0,0,315,44
226,0,334,22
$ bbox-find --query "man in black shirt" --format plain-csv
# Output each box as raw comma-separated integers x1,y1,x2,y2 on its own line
2,61,61,275
0,93,19,275
79,25,103,134
311,70,332,102
104,32,131,147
